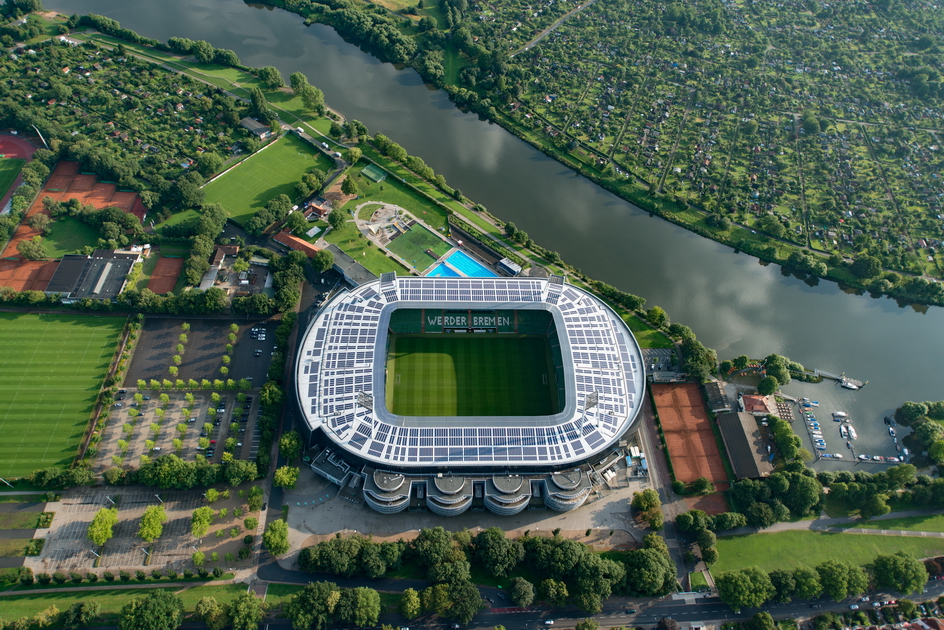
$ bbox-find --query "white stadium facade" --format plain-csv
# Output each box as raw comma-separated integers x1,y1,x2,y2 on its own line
295,273,646,516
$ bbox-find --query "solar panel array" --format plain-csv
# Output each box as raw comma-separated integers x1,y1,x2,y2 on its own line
297,276,644,468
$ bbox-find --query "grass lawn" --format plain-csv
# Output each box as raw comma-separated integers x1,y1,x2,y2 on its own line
343,161,451,231
624,314,674,349
386,224,451,272
203,134,328,226
0,313,124,476
154,209,200,236
823,493,913,518
135,252,161,292
713,530,944,573
265,583,305,607
690,571,709,590
43,216,101,258
386,334,555,416
324,219,408,276
0,158,25,198
0,538,34,557
849,513,944,533
0,510,45,530
0,584,246,620
0,494,48,503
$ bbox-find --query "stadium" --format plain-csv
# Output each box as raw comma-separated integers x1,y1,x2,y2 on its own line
295,274,646,515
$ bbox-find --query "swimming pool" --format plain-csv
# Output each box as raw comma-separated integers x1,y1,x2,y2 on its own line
426,263,461,277
445,250,498,277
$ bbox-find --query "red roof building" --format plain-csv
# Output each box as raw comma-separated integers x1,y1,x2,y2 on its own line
274,230,320,258
740,394,774,416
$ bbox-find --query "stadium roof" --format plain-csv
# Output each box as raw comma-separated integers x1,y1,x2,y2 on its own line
296,275,645,469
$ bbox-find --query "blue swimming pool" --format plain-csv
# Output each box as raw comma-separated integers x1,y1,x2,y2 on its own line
445,250,498,277
426,263,461,277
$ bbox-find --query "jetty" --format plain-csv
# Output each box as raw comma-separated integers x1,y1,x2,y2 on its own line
811,369,867,389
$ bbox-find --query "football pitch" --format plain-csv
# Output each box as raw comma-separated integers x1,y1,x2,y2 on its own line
0,158,25,199
386,334,555,416
202,134,331,226
0,314,124,476
387,225,452,272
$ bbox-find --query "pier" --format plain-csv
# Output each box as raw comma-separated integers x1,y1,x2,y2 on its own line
812,369,867,389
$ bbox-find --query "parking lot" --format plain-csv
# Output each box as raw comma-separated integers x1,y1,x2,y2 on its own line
97,388,264,472
125,318,276,385
29,490,265,573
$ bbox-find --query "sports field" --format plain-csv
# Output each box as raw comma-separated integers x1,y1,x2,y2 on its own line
0,158,25,198
387,224,452,272
0,314,124,476
386,334,555,416
202,134,332,226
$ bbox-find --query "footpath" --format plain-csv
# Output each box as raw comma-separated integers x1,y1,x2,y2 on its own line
721,508,944,538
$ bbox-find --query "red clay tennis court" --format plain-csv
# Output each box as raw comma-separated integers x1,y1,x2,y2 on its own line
0,259,59,292
652,383,729,488
147,257,184,294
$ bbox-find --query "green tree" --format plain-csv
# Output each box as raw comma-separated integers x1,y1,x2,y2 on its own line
646,306,668,328
258,66,283,89
263,520,290,556
341,176,360,197
61,601,102,630
757,375,779,396
715,567,774,611
312,249,335,273
897,599,919,620
279,430,302,460
249,88,268,118
229,592,268,630
17,235,47,260
575,620,598,630
195,597,229,630
328,210,345,230
137,505,167,543
851,255,882,279
119,591,184,630
539,578,569,605
191,506,215,538
286,211,308,234
274,466,300,489
509,577,534,607
473,527,524,577
816,560,868,601
871,552,928,595
87,508,119,547
400,588,421,619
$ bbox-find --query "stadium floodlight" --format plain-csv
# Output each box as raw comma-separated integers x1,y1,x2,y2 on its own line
585,391,599,411
357,391,373,411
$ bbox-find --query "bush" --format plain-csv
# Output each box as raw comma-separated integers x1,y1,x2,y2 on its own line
183,569,194,579
244,535,254,545
198,568,210,579
37,572,52,585
151,569,163,580
85,572,98,583
119,570,131,582
70,571,83,584
19,568,33,585
238,546,251,560
212,567,224,578
52,571,67,584
136,570,147,582
103,571,115,582
166,569,178,580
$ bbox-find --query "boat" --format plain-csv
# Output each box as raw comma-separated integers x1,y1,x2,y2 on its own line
833,415,844,422
833,411,848,418
811,431,823,437
893,437,898,444
847,441,852,449
848,426,857,439
810,401,820,407
896,443,902,452
887,457,900,463
859,454,871,460
815,445,827,451
872,455,884,462
822,453,833,458
889,427,896,437
841,381,859,390
833,453,844,459
808,416,817,422
840,425,849,438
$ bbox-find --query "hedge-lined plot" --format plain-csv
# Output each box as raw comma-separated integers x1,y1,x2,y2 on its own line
0,314,124,476
203,134,331,226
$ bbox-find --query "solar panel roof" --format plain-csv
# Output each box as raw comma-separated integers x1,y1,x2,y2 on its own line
296,276,645,468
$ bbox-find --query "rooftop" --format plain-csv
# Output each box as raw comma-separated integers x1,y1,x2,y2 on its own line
717,412,774,479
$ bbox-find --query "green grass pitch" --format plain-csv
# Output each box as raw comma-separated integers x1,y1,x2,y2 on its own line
0,313,124,476
386,334,555,416
0,158,26,200
202,134,332,226
386,225,452,272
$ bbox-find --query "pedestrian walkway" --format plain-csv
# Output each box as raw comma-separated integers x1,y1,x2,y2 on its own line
720,508,944,538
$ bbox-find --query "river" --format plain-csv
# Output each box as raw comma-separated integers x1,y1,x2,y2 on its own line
51,0,943,466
